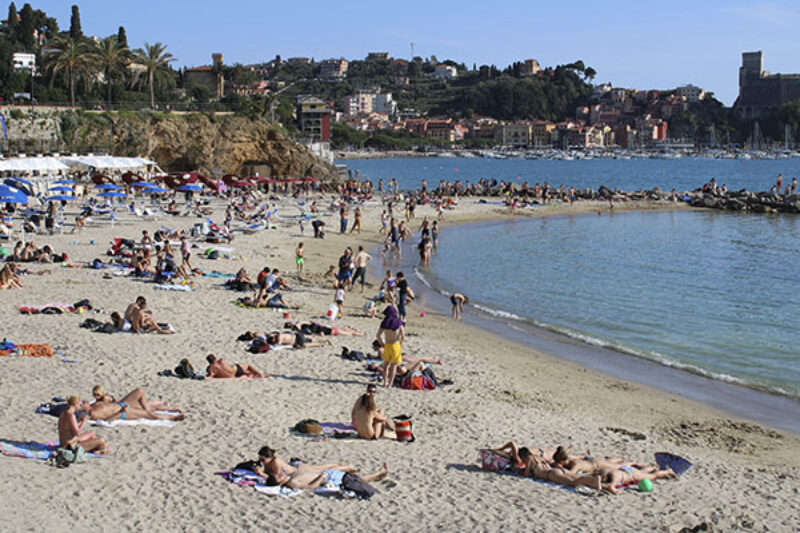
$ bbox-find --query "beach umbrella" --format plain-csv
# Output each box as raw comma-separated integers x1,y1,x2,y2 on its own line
49,185,75,192
177,184,203,192
98,191,127,198
131,182,151,187
0,185,28,204
142,186,168,194
44,195,78,202
54,179,76,185
95,183,122,190
9,176,33,186
229,180,254,188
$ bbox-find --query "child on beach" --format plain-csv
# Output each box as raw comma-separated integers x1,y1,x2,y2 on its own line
295,243,305,277
335,287,346,317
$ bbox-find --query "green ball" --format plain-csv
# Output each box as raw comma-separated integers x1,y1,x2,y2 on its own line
638,479,653,492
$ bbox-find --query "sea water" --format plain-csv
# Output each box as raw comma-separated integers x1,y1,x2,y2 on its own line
344,157,800,400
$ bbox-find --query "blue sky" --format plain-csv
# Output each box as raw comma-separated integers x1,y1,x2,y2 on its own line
31,0,800,105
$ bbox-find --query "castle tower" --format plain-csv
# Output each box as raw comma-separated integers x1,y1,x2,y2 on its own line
739,51,764,88
212,53,224,99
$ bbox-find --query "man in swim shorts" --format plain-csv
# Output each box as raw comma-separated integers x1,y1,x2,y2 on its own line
205,354,266,379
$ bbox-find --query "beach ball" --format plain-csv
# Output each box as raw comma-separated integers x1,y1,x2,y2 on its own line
419,311,426,317
638,479,653,492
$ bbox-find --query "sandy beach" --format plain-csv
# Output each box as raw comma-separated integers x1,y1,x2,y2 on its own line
1,194,799,533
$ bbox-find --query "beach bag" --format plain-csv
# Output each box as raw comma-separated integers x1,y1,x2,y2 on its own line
51,444,87,468
393,415,415,443
400,374,436,391
479,449,511,472
341,472,376,500
293,419,323,435
340,347,366,362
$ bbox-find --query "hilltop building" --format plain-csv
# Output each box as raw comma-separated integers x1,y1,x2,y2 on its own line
296,96,331,142
735,51,800,119
319,58,348,81
521,59,540,76
184,53,225,99
433,64,458,80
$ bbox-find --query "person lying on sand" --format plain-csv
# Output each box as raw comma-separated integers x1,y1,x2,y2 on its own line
88,395,185,422
366,356,449,384
91,385,183,416
596,464,676,493
492,441,612,492
351,384,394,439
265,331,332,349
58,396,109,453
284,321,365,337
205,354,266,379
250,445,389,490
124,296,174,334
549,445,642,475
238,293,299,309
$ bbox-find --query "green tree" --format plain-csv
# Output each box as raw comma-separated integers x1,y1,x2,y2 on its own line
90,35,131,106
6,2,17,42
331,121,367,149
117,26,127,48
19,2,33,51
132,42,175,108
69,4,81,39
584,67,596,82
42,35,90,106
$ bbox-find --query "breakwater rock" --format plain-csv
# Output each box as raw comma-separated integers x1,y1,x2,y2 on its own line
683,190,800,213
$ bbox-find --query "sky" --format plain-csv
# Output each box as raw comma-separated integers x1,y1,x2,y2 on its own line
28,0,800,105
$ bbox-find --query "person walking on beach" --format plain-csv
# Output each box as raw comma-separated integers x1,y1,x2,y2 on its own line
352,245,372,293
450,293,468,320
180,235,193,275
376,306,405,387
379,210,388,234
336,247,353,289
395,271,414,320
295,242,305,278
339,206,348,234
350,207,362,234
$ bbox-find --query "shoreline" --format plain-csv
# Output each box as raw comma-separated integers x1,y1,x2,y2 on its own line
370,209,800,434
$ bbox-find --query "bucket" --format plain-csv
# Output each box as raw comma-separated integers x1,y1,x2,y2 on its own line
393,414,415,443
283,312,290,319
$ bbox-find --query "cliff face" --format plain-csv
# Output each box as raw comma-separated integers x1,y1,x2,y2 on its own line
3,110,334,178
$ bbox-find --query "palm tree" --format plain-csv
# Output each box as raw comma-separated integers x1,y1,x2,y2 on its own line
90,35,131,107
133,42,175,108
43,36,89,107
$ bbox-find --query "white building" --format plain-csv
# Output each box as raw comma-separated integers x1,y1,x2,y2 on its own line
344,92,374,115
675,84,705,103
12,52,35,71
372,93,396,115
433,64,458,80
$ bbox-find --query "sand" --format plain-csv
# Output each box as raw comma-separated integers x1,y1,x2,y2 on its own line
1,194,798,533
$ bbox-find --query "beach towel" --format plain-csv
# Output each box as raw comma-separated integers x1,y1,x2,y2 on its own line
154,283,195,292
203,271,235,279
0,440,106,462
0,344,54,357
655,452,692,476
90,413,178,428
216,467,356,498
291,422,359,441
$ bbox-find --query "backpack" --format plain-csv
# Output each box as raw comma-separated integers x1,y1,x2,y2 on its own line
50,444,87,468
174,359,196,379
293,419,323,435
341,472,376,500
340,347,366,362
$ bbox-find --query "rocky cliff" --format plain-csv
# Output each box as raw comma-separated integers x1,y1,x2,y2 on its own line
2,107,336,179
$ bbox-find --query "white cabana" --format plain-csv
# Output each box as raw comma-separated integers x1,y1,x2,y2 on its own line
0,157,71,172
59,156,157,170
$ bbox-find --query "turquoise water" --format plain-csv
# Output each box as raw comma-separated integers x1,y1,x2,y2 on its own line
421,210,800,398
342,157,800,399
342,156,800,192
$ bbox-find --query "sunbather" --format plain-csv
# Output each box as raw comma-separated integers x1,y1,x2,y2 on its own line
284,321,365,337
205,354,266,379
0,263,23,289
251,445,388,490
88,394,184,422
124,296,173,334
550,446,641,475
351,384,394,439
58,396,109,453
238,293,298,309
265,331,332,349
91,385,182,416
492,441,610,492
596,464,676,493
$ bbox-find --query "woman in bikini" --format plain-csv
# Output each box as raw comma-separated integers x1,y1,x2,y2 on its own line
91,385,182,416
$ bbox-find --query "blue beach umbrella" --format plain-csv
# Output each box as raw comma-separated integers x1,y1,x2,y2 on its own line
177,184,203,192
49,185,75,193
131,182,151,187
9,177,33,186
95,183,122,190
54,179,76,185
142,186,168,194
98,191,127,198
44,195,78,202
0,185,28,204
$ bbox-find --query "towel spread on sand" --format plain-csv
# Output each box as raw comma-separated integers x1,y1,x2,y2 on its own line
90,410,179,428
216,468,348,498
0,440,106,461
0,344,54,357
202,271,235,278
292,422,359,441
154,283,195,292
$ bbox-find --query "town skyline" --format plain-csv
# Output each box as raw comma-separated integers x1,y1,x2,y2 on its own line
28,0,800,106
